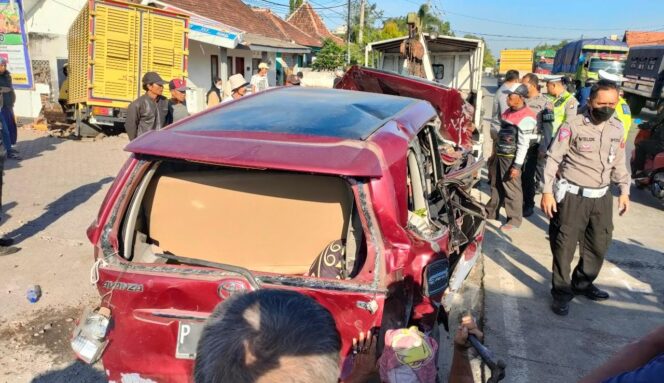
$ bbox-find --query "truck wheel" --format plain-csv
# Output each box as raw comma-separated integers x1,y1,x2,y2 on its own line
626,95,645,115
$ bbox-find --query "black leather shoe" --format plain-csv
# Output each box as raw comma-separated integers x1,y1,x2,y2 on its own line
523,207,534,217
0,238,15,247
574,285,610,301
551,299,569,316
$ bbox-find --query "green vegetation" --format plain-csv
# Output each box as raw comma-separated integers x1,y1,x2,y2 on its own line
313,38,346,71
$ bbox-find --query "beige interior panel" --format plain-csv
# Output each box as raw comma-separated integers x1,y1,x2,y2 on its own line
144,170,352,274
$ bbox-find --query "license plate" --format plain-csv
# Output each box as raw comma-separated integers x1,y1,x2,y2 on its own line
176,321,205,359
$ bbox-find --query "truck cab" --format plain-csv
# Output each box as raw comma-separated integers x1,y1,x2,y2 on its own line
622,45,664,115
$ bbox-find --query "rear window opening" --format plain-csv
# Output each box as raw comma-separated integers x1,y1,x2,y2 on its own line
119,161,368,280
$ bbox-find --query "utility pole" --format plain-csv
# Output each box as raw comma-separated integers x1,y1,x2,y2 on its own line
346,0,351,64
358,0,365,45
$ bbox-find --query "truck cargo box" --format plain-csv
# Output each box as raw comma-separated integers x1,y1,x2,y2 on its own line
67,0,188,134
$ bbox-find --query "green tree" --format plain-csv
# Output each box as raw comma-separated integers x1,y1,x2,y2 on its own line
464,34,496,69
533,40,569,52
350,1,384,44
313,38,345,71
289,0,303,15
417,3,452,36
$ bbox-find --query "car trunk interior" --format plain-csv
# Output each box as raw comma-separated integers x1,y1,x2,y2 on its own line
120,161,367,278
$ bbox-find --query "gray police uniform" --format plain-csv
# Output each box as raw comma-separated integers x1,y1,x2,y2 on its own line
543,112,630,302
523,93,552,209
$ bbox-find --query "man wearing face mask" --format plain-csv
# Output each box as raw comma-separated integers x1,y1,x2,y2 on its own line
541,80,630,316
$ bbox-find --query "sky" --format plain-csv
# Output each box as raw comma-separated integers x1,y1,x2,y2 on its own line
245,0,664,53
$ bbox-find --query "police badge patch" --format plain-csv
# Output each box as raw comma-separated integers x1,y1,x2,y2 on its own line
622,103,631,115
558,126,571,141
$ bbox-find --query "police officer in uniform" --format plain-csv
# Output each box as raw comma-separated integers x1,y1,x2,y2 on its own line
599,70,632,141
541,80,630,316
543,75,579,150
521,73,554,216
486,84,537,230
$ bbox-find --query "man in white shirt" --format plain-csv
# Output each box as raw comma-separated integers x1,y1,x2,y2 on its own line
251,63,270,93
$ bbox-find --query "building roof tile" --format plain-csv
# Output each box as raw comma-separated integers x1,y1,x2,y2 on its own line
286,2,344,45
623,31,664,47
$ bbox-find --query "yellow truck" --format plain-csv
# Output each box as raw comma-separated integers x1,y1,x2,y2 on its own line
497,49,534,85
67,0,188,136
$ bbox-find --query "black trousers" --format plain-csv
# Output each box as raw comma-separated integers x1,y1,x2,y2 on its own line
633,139,664,173
522,144,541,210
486,155,523,227
549,192,613,302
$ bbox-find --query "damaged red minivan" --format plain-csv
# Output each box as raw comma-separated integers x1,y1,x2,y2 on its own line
72,83,485,382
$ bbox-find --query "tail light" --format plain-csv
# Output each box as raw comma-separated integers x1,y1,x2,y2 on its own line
91,106,114,116
71,307,111,364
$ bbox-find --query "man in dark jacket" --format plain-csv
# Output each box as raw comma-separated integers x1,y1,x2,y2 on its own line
0,58,19,159
125,72,169,141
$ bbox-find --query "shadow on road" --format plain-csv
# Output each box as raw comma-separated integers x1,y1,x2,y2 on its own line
6,134,65,171
31,361,107,383
4,177,114,245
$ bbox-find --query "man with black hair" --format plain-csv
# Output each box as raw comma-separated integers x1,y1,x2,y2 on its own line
125,72,170,141
492,69,521,134
194,289,341,383
521,73,553,216
542,79,630,316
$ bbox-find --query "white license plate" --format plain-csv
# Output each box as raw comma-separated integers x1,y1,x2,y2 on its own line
176,321,205,359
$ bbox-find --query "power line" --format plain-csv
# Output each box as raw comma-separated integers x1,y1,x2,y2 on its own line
452,29,578,41
252,0,347,10
444,10,664,32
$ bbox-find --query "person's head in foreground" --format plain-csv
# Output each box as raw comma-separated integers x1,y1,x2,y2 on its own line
194,289,341,383
507,84,529,111
588,79,619,124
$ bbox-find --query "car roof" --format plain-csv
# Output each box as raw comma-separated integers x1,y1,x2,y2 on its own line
172,87,418,140
125,87,437,177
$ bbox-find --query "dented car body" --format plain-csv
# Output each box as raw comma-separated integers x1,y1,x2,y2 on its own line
76,86,485,382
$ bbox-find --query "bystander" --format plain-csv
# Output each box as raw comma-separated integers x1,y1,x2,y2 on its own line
168,79,190,124
125,72,170,141
251,63,270,93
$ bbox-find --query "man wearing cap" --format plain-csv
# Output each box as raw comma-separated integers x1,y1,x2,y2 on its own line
521,73,554,216
251,63,270,93
125,72,170,141
545,75,579,148
541,80,630,316
222,74,249,104
486,84,537,231
168,78,190,124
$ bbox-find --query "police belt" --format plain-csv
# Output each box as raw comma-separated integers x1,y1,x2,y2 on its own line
566,183,609,198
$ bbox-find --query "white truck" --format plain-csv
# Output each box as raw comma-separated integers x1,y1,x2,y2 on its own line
364,33,485,156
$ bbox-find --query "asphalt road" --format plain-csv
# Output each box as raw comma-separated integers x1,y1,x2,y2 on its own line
477,76,664,382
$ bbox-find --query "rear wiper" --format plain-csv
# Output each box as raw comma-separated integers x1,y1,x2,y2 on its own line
156,252,261,290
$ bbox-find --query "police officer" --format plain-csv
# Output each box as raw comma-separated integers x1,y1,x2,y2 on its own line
541,80,630,316
543,75,579,150
521,73,554,217
599,70,632,141
486,84,537,231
